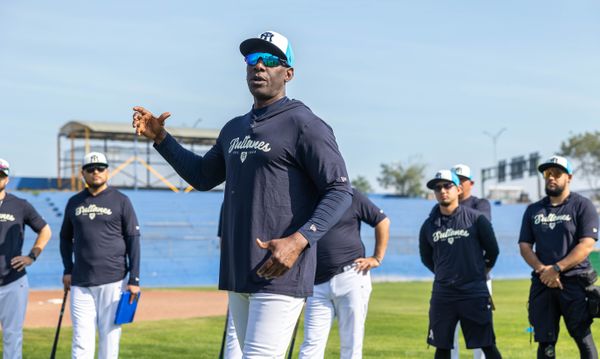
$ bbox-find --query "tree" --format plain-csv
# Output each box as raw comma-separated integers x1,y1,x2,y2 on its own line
377,161,426,197
559,131,600,199
351,175,373,194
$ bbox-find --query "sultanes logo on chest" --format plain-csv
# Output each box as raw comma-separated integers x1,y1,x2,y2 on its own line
75,205,112,220
0,213,16,222
432,228,469,245
534,213,572,230
229,136,272,163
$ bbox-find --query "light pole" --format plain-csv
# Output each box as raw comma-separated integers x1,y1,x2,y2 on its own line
483,128,507,164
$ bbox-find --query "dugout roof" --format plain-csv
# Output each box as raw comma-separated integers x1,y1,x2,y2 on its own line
59,120,219,145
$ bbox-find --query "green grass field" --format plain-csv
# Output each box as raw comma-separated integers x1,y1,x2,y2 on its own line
5,280,597,358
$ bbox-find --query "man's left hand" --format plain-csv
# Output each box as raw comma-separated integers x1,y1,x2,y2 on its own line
354,257,381,274
128,285,141,304
256,232,308,279
10,256,33,272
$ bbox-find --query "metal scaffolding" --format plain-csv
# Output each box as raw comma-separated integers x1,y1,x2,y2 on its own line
57,121,219,192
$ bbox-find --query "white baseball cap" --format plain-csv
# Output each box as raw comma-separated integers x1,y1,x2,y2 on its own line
453,164,472,180
426,169,460,189
82,152,108,169
240,30,295,67
538,155,573,175
0,158,10,176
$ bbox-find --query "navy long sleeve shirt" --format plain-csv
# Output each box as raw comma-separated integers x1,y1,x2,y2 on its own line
60,187,141,287
419,205,499,299
155,97,352,296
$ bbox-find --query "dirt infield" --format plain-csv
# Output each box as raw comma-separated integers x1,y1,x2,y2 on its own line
26,289,228,328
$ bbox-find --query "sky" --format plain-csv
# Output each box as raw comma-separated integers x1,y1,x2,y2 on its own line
1,1,599,196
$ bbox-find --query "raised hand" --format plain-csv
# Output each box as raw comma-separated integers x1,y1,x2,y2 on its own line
132,106,171,143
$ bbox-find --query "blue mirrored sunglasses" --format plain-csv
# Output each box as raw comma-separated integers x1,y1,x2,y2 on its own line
244,52,289,68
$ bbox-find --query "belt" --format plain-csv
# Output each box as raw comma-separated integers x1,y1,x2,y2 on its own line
341,263,357,273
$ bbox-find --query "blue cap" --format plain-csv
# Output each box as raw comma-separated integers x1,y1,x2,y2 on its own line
538,155,573,175
240,30,294,67
426,169,460,189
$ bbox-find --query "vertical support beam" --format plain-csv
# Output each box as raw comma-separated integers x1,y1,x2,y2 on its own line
146,140,151,187
84,127,90,154
70,134,75,191
57,135,62,189
481,169,485,199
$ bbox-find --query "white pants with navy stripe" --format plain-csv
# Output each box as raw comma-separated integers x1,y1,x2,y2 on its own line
299,265,372,359
70,280,124,359
0,276,28,359
228,291,304,359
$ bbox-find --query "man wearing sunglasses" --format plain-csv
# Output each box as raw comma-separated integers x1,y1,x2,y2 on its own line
0,158,52,359
519,155,598,359
60,152,141,359
132,30,351,358
420,170,501,359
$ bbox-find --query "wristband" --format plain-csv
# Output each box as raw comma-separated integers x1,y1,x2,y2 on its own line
373,256,382,265
28,252,37,262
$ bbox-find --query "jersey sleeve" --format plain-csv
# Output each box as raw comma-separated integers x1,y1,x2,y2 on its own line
518,205,535,244
475,215,499,268
576,198,600,241
121,196,141,285
295,117,353,245
354,190,387,227
59,199,75,275
475,199,492,221
23,200,47,233
419,221,434,273
154,132,226,191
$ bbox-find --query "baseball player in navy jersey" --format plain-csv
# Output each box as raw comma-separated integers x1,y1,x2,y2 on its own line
519,155,599,359
132,30,352,358
420,170,502,359
60,152,141,359
451,164,492,359
299,188,390,359
0,158,51,359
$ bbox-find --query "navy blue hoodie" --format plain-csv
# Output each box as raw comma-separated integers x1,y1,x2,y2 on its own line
419,205,499,299
155,97,352,296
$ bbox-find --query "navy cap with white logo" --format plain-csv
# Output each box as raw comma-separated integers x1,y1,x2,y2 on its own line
538,155,573,175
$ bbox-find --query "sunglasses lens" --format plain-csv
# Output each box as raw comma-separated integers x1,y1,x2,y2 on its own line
245,53,282,67
434,182,454,192
85,166,106,174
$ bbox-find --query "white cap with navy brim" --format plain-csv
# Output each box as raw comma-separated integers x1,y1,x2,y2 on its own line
426,169,461,189
240,30,295,67
538,155,573,175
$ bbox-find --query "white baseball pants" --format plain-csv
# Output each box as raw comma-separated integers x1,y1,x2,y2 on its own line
224,310,242,359
70,280,124,359
451,278,493,359
0,276,28,359
299,265,372,359
228,291,304,359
